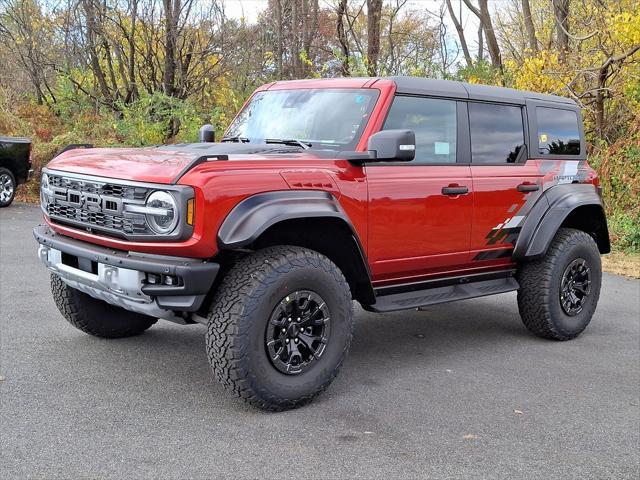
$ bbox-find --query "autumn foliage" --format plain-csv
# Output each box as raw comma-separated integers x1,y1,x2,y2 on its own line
0,0,638,249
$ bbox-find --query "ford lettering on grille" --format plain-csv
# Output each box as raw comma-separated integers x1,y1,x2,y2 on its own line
62,190,123,215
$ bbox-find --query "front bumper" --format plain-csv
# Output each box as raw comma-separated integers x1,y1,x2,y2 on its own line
34,225,218,320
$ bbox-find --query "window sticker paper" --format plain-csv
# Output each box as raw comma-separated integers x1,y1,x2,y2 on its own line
434,142,450,155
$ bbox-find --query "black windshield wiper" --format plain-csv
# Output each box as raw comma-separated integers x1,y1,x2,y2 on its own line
265,138,311,149
221,135,250,143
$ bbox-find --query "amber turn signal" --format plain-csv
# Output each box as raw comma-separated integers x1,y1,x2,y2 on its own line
186,198,194,225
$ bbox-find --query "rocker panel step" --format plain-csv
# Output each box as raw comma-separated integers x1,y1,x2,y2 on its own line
368,276,519,313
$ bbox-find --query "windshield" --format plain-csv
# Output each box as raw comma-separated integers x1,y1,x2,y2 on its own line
225,88,380,150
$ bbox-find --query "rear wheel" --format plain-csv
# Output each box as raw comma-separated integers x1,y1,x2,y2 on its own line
205,246,353,411
516,228,602,340
51,274,157,338
0,167,16,207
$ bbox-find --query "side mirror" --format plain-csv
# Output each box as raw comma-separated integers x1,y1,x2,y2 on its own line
339,129,416,163
367,129,415,162
199,124,215,143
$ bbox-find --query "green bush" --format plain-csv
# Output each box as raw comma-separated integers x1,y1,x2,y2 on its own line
589,120,640,252
607,212,640,251
115,92,219,145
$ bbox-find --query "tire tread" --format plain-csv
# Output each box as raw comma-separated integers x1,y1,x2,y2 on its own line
205,246,353,411
517,228,601,340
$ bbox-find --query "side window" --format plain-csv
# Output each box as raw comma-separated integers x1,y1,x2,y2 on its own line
536,107,581,155
469,103,524,163
383,96,457,164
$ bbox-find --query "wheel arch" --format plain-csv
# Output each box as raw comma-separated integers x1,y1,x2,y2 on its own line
0,163,17,181
217,190,375,305
514,183,610,261
560,204,610,253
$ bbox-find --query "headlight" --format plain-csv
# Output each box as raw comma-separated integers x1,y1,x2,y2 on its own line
41,173,49,207
145,191,178,234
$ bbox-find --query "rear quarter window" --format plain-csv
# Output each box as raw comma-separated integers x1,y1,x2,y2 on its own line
469,103,525,164
536,107,581,155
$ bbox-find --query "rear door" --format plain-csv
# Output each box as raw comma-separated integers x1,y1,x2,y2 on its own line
468,102,544,264
366,96,473,284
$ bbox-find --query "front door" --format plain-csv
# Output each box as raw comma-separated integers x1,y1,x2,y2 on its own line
366,95,473,284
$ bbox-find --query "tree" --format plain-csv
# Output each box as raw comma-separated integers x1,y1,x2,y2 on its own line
499,0,639,141
462,0,502,72
367,0,382,75
0,0,56,105
336,0,350,75
162,0,180,97
446,0,472,66
594,44,640,140
521,0,538,52
553,0,570,57
1,0,638,146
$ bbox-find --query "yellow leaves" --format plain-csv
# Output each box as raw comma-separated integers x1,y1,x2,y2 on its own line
299,50,314,69
608,11,640,47
506,52,570,95
502,0,639,141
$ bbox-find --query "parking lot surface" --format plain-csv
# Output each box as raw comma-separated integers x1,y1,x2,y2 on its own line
1,203,639,479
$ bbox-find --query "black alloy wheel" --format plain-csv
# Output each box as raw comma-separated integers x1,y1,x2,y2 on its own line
559,258,592,316
266,290,330,375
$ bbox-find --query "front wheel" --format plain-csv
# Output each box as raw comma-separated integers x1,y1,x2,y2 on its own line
51,274,157,338
205,246,354,411
516,228,602,340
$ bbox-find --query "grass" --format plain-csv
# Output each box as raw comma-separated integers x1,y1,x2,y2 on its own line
601,251,640,279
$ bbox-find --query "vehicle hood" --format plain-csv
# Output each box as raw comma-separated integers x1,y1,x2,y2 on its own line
46,142,314,184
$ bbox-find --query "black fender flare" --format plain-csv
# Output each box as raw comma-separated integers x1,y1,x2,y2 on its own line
218,190,354,248
218,190,374,303
513,183,609,260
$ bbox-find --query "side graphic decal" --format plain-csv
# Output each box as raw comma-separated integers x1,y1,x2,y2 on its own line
473,160,589,261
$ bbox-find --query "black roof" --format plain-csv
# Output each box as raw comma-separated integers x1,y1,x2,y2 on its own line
0,136,31,143
384,76,575,105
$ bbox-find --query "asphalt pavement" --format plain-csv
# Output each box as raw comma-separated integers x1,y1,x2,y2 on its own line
1,203,639,479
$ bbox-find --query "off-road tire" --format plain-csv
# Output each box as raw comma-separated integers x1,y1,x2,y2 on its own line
205,246,354,411
0,167,16,208
51,274,157,338
516,228,602,340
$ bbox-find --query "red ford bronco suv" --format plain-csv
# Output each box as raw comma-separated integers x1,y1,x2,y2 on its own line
35,77,609,410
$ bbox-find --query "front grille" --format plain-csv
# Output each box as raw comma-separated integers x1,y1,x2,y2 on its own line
42,170,192,242
45,173,152,238
46,203,148,235
48,175,148,201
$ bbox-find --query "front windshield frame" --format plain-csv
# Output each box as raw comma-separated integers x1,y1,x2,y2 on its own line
224,88,380,151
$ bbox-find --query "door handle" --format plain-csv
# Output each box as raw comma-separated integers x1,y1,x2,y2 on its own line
442,185,469,196
517,183,540,192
